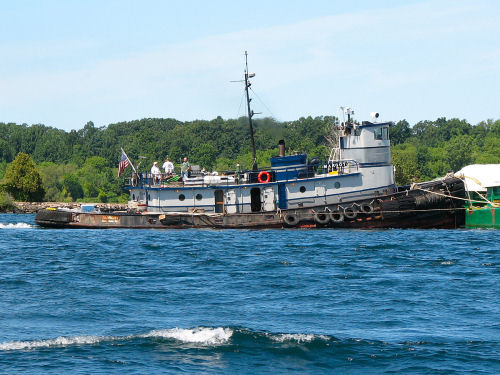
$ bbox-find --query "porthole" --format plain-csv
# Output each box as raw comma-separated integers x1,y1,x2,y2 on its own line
299,186,306,193
335,182,341,189
196,194,202,201
179,194,185,201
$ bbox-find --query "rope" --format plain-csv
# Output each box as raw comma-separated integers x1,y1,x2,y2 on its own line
416,185,498,207
471,189,497,207
236,91,245,118
249,87,276,118
380,207,466,214
454,176,498,206
414,187,498,206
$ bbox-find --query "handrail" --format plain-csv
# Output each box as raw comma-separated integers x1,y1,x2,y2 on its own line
127,159,360,188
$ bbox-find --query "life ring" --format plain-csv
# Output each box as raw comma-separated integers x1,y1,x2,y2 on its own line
313,211,330,224
329,210,344,223
283,213,299,226
131,174,138,187
343,205,358,219
359,203,374,214
258,171,271,183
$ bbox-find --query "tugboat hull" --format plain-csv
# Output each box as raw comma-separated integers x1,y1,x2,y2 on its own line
35,177,465,229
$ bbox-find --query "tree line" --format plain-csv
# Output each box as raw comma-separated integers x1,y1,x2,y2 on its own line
390,118,500,184
0,115,499,204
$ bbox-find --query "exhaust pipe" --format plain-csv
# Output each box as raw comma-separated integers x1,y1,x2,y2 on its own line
278,139,285,157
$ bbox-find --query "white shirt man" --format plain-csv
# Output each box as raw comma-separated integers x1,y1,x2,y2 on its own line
162,158,174,174
151,162,161,176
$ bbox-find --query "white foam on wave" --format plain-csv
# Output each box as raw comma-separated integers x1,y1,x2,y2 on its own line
270,333,329,343
143,327,233,345
0,327,233,351
0,335,114,351
0,222,33,229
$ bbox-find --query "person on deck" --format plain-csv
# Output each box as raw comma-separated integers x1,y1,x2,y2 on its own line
151,161,161,184
236,163,242,184
162,157,174,175
181,157,191,180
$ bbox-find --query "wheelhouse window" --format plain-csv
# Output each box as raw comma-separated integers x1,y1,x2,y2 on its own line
374,126,389,140
382,127,389,140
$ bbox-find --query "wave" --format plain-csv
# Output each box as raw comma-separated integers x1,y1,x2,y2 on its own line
0,327,233,351
142,327,233,345
0,327,331,352
0,335,116,351
2,326,496,354
0,222,33,229
268,333,330,343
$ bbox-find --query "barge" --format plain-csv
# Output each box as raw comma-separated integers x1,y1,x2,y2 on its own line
455,164,500,229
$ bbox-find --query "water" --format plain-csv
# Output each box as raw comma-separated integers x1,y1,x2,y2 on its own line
0,213,498,374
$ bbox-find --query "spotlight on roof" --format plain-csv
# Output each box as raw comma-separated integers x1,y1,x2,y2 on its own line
370,112,379,119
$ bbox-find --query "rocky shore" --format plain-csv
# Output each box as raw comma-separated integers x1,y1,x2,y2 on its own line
10,202,128,214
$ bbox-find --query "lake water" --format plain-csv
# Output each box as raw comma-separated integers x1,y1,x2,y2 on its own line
0,213,498,374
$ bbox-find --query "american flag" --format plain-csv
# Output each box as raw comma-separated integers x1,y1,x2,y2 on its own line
118,151,130,177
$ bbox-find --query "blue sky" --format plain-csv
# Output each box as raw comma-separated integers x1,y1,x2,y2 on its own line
1,0,499,131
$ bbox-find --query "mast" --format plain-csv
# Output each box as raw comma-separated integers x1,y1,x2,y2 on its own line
244,51,258,171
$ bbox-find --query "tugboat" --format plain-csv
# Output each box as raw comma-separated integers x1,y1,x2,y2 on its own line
36,54,466,229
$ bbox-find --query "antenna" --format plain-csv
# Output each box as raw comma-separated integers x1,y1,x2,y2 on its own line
244,51,258,171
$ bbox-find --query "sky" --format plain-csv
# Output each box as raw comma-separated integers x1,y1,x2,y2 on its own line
1,0,499,131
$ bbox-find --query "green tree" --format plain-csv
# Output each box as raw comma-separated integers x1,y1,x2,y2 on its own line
191,143,218,169
38,162,78,201
62,173,84,201
426,147,451,177
390,120,412,145
2,152,45,201
445,135,474,172
0,139,14,162
76,156,118,199
474,135,500,164
416,146,432,180
0,161,7,180
0,191,16,212
391,144,420,185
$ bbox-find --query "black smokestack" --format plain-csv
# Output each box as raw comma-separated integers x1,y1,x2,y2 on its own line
278,140,285,157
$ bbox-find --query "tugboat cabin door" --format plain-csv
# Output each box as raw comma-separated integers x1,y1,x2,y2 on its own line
250,188,262,212
214,189,224,213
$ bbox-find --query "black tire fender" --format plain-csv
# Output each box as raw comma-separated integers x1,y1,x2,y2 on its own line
329,210,344,223
359,203,374,214
283,213,299,226
343,206,358,219
313,211,330,224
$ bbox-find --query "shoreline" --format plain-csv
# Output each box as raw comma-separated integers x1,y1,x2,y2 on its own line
4,202,128,214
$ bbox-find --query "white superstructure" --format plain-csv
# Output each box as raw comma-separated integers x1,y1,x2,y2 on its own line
128,111,397,215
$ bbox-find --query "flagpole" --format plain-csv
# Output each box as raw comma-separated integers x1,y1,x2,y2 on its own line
121,147,137,173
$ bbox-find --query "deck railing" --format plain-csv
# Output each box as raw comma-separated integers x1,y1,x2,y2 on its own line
127,159,359,188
